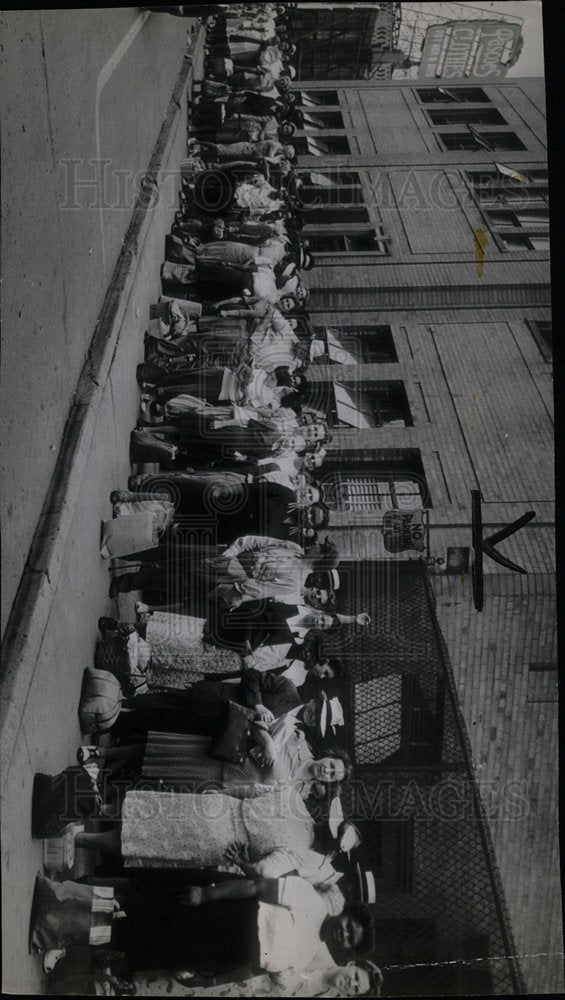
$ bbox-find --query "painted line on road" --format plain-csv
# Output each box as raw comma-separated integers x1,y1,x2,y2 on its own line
95,11,151,274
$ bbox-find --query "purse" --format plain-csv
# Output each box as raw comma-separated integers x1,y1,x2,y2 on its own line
78,667,123,735
32,766,103,839
130,428,178,465
207,701,256,766
94,623,151,699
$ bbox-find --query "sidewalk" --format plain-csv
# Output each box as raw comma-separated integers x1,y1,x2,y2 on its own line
0,25,205,996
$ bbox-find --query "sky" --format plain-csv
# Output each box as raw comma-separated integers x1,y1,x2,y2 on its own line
453,1,545,76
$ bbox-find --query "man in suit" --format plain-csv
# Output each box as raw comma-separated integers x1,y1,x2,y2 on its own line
110,668,328,741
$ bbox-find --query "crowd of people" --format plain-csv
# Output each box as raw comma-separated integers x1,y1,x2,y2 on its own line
33,6,384,995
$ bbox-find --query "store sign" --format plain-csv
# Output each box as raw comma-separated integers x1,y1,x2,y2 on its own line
381,510,426,553
419,21,522,80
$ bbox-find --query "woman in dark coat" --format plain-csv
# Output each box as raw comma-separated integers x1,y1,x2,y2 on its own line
141,409,284,462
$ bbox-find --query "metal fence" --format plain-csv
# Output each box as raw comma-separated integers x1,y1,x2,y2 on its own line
318,560,526,995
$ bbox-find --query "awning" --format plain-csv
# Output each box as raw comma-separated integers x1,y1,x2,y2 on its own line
334,382,376,428
326,329,359,365
495,162,527,183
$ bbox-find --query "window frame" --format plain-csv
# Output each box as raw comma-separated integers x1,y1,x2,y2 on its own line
526,319,552,361
427,107,508,126
294,134,352,157
307,379,412,430
303,227,390,256
311,325,398,365
415,86,491,104
438,128,527,152
299,109,346,131
296,90,341,107
353,673,444,767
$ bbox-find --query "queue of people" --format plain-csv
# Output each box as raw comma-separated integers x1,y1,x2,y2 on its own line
30,6,384,996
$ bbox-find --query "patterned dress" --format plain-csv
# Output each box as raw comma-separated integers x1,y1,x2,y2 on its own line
121,785,320,874
146,613,240,688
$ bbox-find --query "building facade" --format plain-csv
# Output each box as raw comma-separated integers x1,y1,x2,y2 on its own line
286,3,401,80
288,77,559,993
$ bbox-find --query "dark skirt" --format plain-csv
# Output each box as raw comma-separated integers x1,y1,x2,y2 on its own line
141,731,263,788
116,881,261,978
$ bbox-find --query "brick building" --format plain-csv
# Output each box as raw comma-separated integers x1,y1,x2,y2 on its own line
287,77,560,993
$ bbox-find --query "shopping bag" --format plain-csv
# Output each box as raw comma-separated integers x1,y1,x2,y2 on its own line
112,500,175,533
100,511,160,559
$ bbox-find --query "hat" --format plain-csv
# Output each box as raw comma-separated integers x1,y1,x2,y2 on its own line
339,822,362,855
319,693,345,737
354,864,376,904
287,65,297,79
310,339,326,360
329,569,340,591
329,795,345,838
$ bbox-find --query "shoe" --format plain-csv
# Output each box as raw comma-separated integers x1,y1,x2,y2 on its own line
98,615,118,633
110,489,131,504
77,746,99,765
43,949,66,973
109,575,136,598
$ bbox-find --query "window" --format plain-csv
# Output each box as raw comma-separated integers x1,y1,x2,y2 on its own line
498,232,550,251
416,86,490,103
311,325,398,364
527,319,552,361
294,135,351,156
307,380,411,429
428,108,507,126
486,208,549,230
297,170,365,209
305,228,389,254
300,110,345,130
353,674,443,764
304,206,370,226
297,90,340,107
466,169,548,206
320,454,430,512
440,129,526,151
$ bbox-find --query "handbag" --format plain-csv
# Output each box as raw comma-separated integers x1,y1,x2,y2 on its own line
78,667,123,735
130,428,178,465
94,622,151,699
29,875,116,954
32,766,102,839
207,701,256,766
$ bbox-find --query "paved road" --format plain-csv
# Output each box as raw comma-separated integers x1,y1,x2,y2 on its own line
0,8,203,993
0,8,195,633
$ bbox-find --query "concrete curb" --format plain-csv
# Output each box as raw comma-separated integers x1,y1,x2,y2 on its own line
0,27,204,777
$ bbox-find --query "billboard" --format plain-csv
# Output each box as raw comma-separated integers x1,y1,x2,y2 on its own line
418,21,522,80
